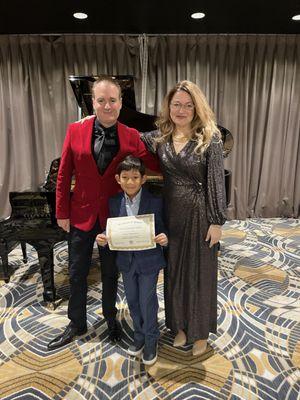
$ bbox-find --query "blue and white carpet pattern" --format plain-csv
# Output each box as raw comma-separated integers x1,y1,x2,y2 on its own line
0,218,299,399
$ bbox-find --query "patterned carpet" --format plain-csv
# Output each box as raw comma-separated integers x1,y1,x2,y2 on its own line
0,218,299,400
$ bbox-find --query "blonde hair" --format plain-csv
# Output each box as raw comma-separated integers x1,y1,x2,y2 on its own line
156,80,220,154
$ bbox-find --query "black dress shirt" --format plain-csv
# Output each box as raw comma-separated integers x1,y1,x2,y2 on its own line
92,119,119,175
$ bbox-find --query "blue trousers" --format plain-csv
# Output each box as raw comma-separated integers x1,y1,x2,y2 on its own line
122,263,159,348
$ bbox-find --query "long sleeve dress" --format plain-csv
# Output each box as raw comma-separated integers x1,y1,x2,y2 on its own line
142,132,227,342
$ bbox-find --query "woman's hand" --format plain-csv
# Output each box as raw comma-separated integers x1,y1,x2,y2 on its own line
154,233,168,246
205,225,222,248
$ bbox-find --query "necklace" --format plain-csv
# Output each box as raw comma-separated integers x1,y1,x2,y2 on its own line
173,138,189,143
172,134,190,143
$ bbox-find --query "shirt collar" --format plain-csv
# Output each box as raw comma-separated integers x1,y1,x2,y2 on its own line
124,188,142,204
95,119,117,134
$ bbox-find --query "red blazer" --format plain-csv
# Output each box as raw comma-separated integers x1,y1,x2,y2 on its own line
56,116,160,231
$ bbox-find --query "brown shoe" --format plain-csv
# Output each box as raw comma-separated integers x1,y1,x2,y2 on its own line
192,339,207,356
173,330,187,347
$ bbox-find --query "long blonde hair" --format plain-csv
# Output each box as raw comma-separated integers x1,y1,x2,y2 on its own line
156,80,220,154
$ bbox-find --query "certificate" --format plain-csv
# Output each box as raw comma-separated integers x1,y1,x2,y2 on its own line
106,214,156,251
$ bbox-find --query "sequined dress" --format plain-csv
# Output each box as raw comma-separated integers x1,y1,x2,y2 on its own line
143,133,227,342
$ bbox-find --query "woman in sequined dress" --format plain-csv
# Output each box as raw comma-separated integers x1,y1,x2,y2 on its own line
142,80,227,356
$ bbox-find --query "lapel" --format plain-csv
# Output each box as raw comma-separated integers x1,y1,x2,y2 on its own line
80,116,100,176
118,194,127,217
116,121,127,156
101,121,128,178
84,115,96,151
138,187,150,215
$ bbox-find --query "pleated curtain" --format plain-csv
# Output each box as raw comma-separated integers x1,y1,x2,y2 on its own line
0,34,299,219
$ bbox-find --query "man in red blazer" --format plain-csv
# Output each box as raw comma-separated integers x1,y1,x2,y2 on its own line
48,77,159,350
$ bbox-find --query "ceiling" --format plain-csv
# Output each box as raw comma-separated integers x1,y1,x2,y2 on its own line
1,0,300,35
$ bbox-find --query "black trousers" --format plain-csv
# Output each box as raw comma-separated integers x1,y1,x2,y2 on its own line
67,220,118,329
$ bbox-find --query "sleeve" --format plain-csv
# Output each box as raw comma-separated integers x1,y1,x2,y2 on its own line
154,197,168,236
55,125,74,219
206,136,227,226
98,199,115,240
140,129,160,155
100,198,115,237
131,129,160,173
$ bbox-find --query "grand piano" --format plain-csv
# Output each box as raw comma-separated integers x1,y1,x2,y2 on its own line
0,75,233,305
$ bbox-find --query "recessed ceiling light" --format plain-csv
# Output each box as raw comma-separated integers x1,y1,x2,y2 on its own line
292,14,300,21
191,12,205,20
73,12,88,20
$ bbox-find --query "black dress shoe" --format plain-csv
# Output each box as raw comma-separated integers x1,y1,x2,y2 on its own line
107,319,122,342
47,324,87,350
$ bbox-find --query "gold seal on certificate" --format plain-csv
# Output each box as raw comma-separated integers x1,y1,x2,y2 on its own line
106,214,156,251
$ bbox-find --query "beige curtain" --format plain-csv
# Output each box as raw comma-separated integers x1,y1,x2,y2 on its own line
0,34,299,220
145,34,300,218
0,34,141,218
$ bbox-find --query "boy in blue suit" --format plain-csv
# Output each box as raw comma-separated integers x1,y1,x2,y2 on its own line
96,156,168,365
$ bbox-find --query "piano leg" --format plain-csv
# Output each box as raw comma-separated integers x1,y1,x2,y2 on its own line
30,240,57,304
21,241,27,263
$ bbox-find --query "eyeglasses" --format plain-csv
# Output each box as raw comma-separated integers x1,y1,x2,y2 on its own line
170,102,194,111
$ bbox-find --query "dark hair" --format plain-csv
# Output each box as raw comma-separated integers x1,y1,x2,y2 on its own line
116,156,146,176
92,76,122,98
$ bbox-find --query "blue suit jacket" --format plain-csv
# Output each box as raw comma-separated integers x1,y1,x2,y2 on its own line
108,188,167,274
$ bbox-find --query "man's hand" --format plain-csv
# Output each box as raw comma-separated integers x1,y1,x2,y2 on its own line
96,233,108,247
205,225,222,248
154,233,168,247
57,218,70,232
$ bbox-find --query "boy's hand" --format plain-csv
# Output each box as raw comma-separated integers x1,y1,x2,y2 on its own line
154,233,168,246
96,233,108,247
